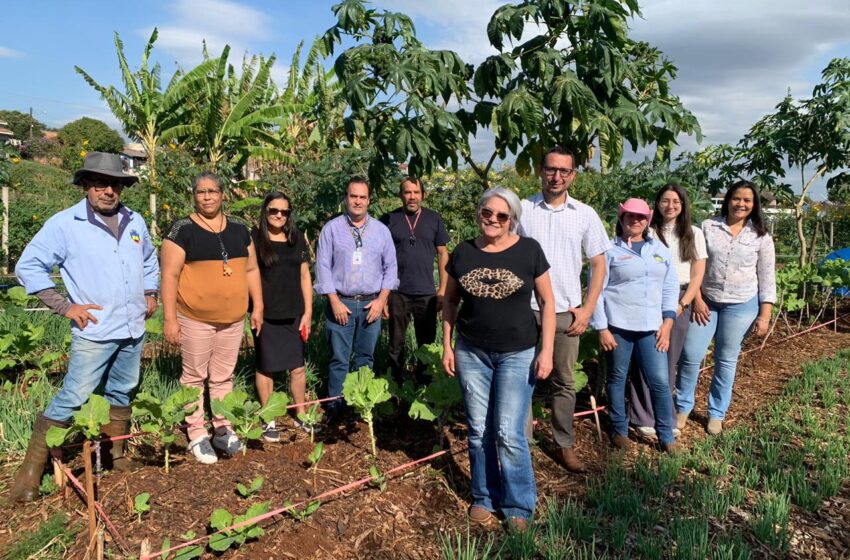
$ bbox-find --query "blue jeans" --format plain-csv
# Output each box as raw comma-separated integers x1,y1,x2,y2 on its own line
676,296,758,420
454,337,537,520
325,297,382,403
44,335,145,422
605,327,675,445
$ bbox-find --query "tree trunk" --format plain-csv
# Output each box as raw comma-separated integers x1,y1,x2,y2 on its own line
796,204,807,266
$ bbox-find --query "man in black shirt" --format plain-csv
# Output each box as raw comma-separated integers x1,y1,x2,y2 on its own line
380,177,450,383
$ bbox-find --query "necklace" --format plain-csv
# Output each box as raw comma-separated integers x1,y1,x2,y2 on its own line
195,212,233,276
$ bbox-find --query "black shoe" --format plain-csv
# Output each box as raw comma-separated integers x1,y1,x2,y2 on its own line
325,406,343,426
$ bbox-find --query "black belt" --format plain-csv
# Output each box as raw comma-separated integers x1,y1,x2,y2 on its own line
338,293,379,301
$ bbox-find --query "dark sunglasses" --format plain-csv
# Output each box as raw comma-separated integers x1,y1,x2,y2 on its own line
479,207,511,224
267,208,291,217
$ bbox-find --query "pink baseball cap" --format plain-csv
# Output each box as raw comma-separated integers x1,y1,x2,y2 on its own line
617,198,652,221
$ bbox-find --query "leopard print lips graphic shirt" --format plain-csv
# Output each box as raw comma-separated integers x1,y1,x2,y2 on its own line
448,237,550,352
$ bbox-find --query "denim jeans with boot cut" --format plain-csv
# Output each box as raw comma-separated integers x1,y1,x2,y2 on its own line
454,337,537,520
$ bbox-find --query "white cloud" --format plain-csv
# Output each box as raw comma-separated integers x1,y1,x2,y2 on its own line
139,0,275,66
0,46,23,58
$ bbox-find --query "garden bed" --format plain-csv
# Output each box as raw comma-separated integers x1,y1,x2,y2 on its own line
2,318,850,559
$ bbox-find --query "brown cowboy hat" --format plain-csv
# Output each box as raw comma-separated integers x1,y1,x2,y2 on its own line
72,152,139,187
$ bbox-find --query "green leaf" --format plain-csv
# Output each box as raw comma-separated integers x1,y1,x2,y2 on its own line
208,533,233,552
257,391,290,423
134,492,151,514
46,426,70,448
209,508,233,530
73,395,111,438
408,399,438,422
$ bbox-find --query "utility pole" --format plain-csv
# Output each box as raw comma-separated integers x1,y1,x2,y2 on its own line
29,106,33,141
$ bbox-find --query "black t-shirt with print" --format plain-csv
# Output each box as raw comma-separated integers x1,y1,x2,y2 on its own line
251,228,310,320
379,207,450,295
447,236,550,352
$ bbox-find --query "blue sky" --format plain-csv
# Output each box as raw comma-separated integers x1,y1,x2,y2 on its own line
1,0,848,198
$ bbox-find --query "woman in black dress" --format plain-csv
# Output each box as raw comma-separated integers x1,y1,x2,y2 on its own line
252,192,315,441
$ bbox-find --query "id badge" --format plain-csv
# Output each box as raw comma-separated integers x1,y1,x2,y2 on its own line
352,249,363,265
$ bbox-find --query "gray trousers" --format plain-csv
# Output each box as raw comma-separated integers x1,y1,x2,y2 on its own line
627,286,690,427
535,311,580,448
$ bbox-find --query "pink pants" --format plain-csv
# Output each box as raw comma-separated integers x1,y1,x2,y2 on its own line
177,313,245,441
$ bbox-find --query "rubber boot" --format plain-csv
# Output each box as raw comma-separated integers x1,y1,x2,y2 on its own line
101,405,140,472
10,413,68,502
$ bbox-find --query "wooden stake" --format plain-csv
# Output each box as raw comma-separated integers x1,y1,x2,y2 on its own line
83,440,97,542
96,526,104,560
139,538,151,559
52,457,65,490
589,395,603,441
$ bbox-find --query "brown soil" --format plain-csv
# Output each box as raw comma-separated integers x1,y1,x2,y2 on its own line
2,317,850,559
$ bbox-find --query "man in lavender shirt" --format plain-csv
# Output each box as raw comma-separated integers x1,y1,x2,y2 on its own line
315,176,398,423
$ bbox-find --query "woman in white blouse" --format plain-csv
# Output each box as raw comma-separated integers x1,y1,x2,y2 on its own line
628,184,707,437
676,180,775,435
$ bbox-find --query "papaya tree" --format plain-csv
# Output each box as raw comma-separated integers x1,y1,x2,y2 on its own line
739,57,850,265
321,0,701,188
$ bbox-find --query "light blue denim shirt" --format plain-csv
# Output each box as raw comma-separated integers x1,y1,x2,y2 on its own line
590,235,679,332
16,198,160,341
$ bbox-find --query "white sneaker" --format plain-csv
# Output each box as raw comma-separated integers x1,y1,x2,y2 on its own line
188,436,218,464
212,429,244,455
636,426,656,437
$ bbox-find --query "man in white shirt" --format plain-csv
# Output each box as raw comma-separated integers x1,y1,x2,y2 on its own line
518,146,611,473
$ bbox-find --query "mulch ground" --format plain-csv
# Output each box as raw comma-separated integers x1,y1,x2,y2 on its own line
2,315,850,559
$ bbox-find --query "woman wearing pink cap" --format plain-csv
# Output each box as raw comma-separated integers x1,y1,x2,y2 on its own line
589,198,680,451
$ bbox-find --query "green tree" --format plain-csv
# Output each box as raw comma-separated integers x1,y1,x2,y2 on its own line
75,28,221,190
739,58,850,265
57,117,124,170
0,110,45,142
321,0,701,188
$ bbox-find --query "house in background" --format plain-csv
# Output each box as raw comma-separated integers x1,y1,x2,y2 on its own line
121,143,147,175
0,121,19,146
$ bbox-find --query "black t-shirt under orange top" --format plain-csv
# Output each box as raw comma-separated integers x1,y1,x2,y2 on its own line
251,228,309,320
379,207,450,295
447,236,550,352
165,215,252,325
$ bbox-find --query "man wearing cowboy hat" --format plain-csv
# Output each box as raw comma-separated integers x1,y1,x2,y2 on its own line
10,152,159,502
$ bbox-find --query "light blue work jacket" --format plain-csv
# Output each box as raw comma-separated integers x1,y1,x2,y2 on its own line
16,198,159,341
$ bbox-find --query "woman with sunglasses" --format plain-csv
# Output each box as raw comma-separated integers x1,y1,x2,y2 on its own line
442,188,555,531
676,180,775,435
161,172,263,464
590,198,679,452
627,184,707,437
252,192,316,441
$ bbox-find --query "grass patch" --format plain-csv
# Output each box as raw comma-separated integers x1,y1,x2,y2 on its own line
2,512,79,560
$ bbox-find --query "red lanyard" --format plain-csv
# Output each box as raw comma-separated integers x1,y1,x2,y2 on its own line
404,210,421,246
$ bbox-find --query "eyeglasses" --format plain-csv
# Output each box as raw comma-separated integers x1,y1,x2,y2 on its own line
267,208,291,217
542,166,576,178
85,179,124,192
194,189,222,197
480,207,511,224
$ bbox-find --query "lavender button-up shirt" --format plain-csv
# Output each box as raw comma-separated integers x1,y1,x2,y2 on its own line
700,217,776,304
314,213,398,296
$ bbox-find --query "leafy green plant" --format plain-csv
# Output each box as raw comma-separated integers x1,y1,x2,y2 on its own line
297,402,324,443
159,531,203,560
236,475,264,499
342,366,391,456
134,492,151,522
39,473,59,497
438,527,497,560
283,500,320,522
368,465,387,491
751,493,790,553
211,391,291,454
208,502,270,552
45,394,110,447
132,386,201,473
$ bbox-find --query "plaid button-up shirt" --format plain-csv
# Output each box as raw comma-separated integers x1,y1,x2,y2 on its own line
701,217,776,304
518,193,611,312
